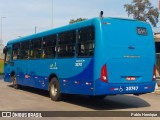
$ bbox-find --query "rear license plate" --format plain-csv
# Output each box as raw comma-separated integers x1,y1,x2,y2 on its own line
126,77,136,81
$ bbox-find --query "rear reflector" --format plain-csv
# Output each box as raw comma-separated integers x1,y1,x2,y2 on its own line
152,65,156,81
100,64,108,82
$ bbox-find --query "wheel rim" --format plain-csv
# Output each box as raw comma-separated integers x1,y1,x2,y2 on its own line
51,83,58,96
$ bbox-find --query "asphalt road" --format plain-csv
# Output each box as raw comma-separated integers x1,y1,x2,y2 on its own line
0,76,160,120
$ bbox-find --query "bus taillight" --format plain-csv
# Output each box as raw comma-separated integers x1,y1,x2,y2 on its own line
152,65,156,81
100,64,108,82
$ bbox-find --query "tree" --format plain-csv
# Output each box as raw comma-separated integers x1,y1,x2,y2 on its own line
69,18,87,24
124,0,159,27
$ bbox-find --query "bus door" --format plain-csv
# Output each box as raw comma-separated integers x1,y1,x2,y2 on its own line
19,41,35,87
22,57,35,87
155,42,160,77
3,45,12,82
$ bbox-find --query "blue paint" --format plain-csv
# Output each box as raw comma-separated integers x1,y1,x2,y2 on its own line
95,79,156,95
4,17,156,96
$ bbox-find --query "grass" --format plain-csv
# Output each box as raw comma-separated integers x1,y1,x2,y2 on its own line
0,59,4,74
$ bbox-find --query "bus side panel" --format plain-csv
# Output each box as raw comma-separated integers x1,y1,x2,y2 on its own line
27,60,49,90
58,58,94,95
4,71,11,82
14,61,23,85
34,76,48,90
13,57,94,94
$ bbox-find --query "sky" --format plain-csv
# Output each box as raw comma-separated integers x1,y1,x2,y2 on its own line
0,0,159,45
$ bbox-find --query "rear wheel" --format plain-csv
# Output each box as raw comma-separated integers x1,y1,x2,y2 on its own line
49,77,61,101
11,75,19,89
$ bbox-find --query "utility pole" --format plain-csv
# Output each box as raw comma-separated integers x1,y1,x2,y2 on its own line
158,0,160,10
35,26,37,34
0,17,6,44
51,0,53,28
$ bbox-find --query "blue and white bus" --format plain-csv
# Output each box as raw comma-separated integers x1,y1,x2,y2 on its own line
3,17,156,101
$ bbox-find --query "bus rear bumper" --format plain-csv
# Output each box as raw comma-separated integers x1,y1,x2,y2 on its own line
94,80,156,95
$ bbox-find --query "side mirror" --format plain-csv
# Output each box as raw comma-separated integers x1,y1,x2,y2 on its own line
3,46,8,54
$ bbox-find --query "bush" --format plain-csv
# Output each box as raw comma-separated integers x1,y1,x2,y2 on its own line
0,59,4,74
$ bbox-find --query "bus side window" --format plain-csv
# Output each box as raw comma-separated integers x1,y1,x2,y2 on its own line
12,43,20,60
57,30,76,58
30,38,42,59
77,26,95,57
5,48,11,63
20,41,30,60
42,35,56,59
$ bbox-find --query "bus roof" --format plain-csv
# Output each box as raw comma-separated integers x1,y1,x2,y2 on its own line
7,17,147,45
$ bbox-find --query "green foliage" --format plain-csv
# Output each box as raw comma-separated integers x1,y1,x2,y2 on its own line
124,0,159,27
0,60,4,74
69,18,87,24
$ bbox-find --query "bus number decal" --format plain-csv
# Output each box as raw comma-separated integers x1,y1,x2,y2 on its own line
75,60,85,67
126,86,138,91
75,63,82,67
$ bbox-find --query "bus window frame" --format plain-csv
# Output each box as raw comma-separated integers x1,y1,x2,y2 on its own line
57,30,76,59
29,38,42,60
4,47,11,64
76,26,95,58
12,43,20,61
19,40,30,60
42,35,57,59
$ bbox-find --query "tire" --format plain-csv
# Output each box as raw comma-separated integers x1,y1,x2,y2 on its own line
49,77,61,101
11,75,19,89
